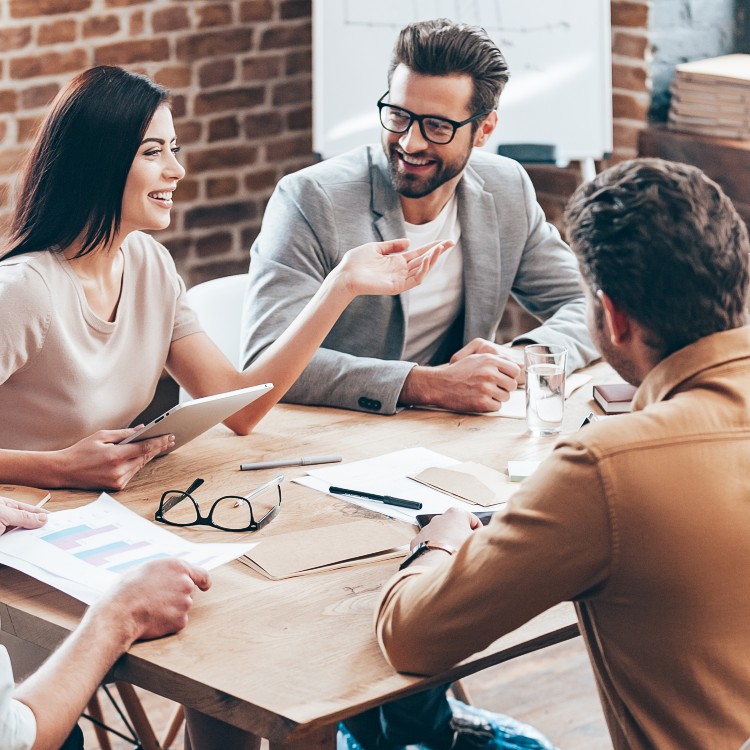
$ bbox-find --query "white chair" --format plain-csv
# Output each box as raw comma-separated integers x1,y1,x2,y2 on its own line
179,273,248,402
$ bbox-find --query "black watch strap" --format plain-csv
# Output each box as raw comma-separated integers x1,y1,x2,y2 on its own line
399,540,456,570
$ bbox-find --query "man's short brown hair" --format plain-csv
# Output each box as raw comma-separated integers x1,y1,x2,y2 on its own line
565,157,749,357
388,18,510,116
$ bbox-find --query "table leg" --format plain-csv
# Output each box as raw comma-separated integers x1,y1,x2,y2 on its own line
269,723,337,750
114,682,162,750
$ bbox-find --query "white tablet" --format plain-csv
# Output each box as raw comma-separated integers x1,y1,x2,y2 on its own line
119,383,273,454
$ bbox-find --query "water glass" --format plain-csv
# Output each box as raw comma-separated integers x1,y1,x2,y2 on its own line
524,345,567,437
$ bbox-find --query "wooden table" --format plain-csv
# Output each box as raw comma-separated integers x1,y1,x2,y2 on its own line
0,363,613,749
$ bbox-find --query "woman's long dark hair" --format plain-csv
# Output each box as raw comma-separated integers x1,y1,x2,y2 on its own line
3,65,169,259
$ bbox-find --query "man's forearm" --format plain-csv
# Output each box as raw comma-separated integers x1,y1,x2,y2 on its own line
14,606,135,750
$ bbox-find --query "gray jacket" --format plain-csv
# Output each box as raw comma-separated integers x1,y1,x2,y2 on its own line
241,145,597,414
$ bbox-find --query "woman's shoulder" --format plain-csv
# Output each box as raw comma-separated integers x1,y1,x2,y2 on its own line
0,252,55,303
0,253,54,351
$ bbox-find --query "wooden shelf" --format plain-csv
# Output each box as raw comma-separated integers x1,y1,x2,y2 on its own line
638,124,750,225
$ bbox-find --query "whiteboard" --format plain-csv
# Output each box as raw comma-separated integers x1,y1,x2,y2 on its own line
313,0,613,165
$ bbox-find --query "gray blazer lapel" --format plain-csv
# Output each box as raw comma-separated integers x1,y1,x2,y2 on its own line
369,146,406,241
368,146,409,352
457,165,503,342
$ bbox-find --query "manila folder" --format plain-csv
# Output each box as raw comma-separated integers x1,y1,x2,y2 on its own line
239,518,411,580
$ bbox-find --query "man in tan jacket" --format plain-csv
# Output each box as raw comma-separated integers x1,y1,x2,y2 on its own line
376,158,750,750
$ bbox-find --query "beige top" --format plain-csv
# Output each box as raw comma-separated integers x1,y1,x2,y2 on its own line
0,232,201,451
376,326,750,750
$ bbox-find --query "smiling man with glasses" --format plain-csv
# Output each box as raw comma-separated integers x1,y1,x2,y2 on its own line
243,18,596,422
242,18,588,749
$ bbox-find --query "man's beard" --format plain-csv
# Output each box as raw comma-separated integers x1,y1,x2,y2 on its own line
384,141,471,199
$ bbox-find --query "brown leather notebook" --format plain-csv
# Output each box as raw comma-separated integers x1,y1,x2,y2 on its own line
593,383,637,414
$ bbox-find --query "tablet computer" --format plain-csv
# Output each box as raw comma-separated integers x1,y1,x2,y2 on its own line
119,383,273,455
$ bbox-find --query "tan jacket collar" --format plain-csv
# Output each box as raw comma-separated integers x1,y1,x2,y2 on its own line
633,326,750,411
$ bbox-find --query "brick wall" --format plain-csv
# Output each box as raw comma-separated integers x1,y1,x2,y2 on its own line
0,0,313,285
0,0,650,286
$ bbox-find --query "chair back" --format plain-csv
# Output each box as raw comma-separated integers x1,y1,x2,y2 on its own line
179,273,248,402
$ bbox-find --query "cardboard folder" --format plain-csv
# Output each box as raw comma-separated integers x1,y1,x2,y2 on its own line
410,462,520,507
239,518,411,580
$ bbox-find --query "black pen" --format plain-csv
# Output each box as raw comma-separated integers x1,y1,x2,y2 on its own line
329,486,423,510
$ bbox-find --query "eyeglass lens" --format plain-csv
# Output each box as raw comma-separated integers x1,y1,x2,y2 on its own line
379,106,456,144
159,490,200,525
210,497,258,530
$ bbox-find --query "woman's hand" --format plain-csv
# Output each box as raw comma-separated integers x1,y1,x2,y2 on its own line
52,428,174,490
333,238,452,297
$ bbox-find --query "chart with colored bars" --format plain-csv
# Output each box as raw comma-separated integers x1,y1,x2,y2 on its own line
0,493,256,604
43,522,177,573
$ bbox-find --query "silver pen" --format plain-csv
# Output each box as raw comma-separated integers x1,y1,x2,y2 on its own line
239,455,342,471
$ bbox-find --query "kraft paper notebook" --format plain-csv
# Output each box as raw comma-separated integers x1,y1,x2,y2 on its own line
239,518,411,580
410,462,521,508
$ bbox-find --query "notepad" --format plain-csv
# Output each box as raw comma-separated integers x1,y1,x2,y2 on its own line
507,461,542,482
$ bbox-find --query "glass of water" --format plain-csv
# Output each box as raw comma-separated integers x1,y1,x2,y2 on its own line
524,344,567,437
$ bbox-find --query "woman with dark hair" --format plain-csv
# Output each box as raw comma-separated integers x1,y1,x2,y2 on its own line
0,65,447,492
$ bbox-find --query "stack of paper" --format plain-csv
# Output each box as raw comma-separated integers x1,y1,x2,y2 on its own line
668,54,750,140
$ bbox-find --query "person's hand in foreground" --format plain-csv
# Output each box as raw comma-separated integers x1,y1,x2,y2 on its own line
13,558,211,750
408,507,483,559
0,498,49,535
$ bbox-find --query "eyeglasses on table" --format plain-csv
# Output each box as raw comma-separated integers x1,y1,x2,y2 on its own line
154,475,283,532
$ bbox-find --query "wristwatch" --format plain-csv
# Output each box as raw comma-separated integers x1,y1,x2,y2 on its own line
399,540,456,570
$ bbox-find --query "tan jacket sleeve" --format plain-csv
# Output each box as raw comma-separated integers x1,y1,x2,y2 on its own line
375,439,614,675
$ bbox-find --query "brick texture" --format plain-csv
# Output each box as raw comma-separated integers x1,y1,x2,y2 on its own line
0,0,652,284
38,19,77,45
609,0,650,163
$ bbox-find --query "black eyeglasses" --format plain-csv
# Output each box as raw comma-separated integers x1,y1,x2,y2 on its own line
377,92,488,145
155,475,283,532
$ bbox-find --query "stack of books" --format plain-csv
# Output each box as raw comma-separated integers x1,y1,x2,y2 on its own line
668,54,750,140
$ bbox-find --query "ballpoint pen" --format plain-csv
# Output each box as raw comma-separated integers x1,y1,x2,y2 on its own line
329,486,422,510
240,455,342,471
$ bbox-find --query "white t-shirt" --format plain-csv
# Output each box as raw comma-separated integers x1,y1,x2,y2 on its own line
402,195,463,365
0,232,202,451
0,647,35,750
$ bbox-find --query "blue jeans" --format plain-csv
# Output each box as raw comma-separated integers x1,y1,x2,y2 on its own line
344,685,452,749
60,723,84,750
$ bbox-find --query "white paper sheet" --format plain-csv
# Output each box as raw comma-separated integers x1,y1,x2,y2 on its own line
0,494,257,604
295,447,510,523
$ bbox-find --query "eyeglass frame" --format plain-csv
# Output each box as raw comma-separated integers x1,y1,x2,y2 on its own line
154,475,283,532
377,91,489,145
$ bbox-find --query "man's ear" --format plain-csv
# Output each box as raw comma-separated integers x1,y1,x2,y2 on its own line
597,290,631,345
473,111,498,147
